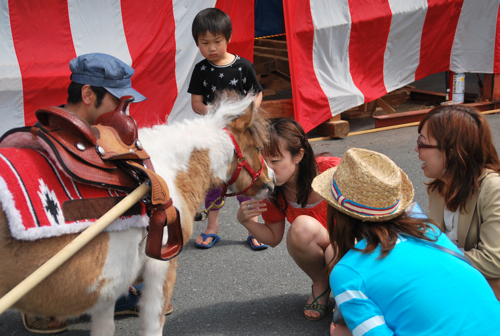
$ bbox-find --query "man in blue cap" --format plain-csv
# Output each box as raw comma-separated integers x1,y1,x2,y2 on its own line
65,53,146,124
21,53,147,334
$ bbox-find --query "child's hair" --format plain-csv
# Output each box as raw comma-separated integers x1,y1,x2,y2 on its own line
192,8,232,46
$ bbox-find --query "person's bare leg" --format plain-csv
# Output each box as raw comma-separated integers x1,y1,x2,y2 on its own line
287,215,333,320
331,323,352,336
194,210,220,245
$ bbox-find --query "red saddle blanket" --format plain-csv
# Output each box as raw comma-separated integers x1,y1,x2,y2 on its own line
0,147,147,241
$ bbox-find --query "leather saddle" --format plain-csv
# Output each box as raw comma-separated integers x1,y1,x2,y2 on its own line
27,96,182,261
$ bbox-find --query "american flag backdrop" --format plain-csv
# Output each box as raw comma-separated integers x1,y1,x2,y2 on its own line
0,0,499,135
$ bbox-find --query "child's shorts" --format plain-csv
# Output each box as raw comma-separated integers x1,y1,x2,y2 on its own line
205,187,251,210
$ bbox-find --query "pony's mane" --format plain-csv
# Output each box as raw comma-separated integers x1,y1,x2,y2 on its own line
206,90,269,149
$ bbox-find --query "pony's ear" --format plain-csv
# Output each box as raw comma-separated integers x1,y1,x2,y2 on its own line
231,102,254,133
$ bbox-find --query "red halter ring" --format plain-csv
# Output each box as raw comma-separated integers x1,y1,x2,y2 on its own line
221,128,264,198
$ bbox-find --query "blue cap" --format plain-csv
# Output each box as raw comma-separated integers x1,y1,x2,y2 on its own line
69,53,146,103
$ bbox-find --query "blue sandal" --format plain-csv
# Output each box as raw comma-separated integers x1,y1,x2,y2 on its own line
247,235,269,250
195,233,221,249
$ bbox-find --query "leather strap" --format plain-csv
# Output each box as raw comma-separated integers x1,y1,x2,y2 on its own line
145,202,183,261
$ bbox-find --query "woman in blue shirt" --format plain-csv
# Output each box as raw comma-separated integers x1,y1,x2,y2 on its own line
312,148,500,336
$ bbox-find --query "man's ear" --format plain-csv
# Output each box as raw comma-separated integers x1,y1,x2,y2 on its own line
81,85,93,105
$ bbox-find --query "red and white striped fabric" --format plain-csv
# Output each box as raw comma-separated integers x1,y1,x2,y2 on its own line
0,0,254,136
284,0,500,132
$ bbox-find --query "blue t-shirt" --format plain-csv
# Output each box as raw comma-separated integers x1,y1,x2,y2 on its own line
330,225,500,335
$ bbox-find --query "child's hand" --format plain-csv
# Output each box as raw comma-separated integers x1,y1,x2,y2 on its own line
237,199,267,225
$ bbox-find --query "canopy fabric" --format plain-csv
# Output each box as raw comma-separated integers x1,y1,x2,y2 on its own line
1,0,499,136
284,0,500,132
0,0,254,136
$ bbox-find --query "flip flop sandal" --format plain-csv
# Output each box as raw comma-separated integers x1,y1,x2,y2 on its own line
194,233,221,248
21,312,68,334
247,235,269,250
303,285,331,321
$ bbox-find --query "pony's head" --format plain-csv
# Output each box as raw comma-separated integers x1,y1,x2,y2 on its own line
209,91,275,200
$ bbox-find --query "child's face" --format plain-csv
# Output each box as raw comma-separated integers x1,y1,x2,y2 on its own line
197,32,230,65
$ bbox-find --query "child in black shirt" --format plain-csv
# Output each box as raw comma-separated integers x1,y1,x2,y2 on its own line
188,8,266,250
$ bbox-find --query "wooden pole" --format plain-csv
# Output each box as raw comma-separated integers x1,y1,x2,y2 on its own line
0,183,151,315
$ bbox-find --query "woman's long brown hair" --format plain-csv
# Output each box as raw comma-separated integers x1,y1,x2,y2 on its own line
327,206,438,267
263,119,319,210
419,105,500,212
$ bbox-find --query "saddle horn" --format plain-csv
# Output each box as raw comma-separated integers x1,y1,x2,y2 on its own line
95,95,138,145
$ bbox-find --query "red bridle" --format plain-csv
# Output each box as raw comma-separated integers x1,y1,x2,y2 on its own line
221,128,265,197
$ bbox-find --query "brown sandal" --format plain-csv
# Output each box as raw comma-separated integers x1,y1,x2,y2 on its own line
21,312,68,334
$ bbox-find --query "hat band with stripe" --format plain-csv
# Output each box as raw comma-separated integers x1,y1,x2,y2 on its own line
331,175,400,217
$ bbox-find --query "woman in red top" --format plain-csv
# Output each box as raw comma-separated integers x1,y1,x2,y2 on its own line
237,119,341,321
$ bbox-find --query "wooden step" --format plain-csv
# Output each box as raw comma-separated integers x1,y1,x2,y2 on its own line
255,39,287,49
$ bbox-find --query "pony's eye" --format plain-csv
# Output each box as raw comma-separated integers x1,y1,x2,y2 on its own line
257,147,262,152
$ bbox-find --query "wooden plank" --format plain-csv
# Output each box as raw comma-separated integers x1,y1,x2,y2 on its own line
410,89,446,102
254,60,276,75
254,46,288,58
310,108,500,142
373,100,500,128
259,73,292,91
342,110,373,119
255,39,287,50
382,88,411,106
494,74,500,101
271,70,291,82
315,120,349,138
357,101,377,113
261,99,294,119
376,98,395,114
253,53,290,76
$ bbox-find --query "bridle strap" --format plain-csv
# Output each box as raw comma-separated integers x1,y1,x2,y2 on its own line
221,128,264,197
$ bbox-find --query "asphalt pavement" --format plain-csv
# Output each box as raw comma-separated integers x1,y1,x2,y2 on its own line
2,113,500,336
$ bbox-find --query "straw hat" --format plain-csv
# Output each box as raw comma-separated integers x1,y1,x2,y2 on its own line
312,148,414,222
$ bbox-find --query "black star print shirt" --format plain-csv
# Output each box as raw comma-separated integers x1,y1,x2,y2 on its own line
188,54,263,105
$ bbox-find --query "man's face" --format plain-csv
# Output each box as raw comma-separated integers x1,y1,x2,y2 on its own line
90,92,120,124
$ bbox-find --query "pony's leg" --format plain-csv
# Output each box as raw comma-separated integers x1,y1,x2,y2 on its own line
139,258,170,336
90,303,115,336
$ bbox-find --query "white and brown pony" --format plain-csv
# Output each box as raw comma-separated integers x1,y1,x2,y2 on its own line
0,94,274,335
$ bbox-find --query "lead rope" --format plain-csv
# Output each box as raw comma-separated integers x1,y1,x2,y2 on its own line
194,196,226,221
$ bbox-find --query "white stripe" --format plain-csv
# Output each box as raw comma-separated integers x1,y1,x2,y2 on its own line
450,0,500,73
0,153,38,226
335,290,368,306
384,0,428,92
168,0,216,124
310,0,364,117
0,0,25,135
353,316,386,336
36,150,75,200
67,0,132,65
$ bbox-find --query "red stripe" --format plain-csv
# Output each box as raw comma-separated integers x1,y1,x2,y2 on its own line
121,0,177,127
348,0,392,103
415,0,464,80
216,0,255,62
9,1,75,127
283,0,331,133
494,3,500,73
